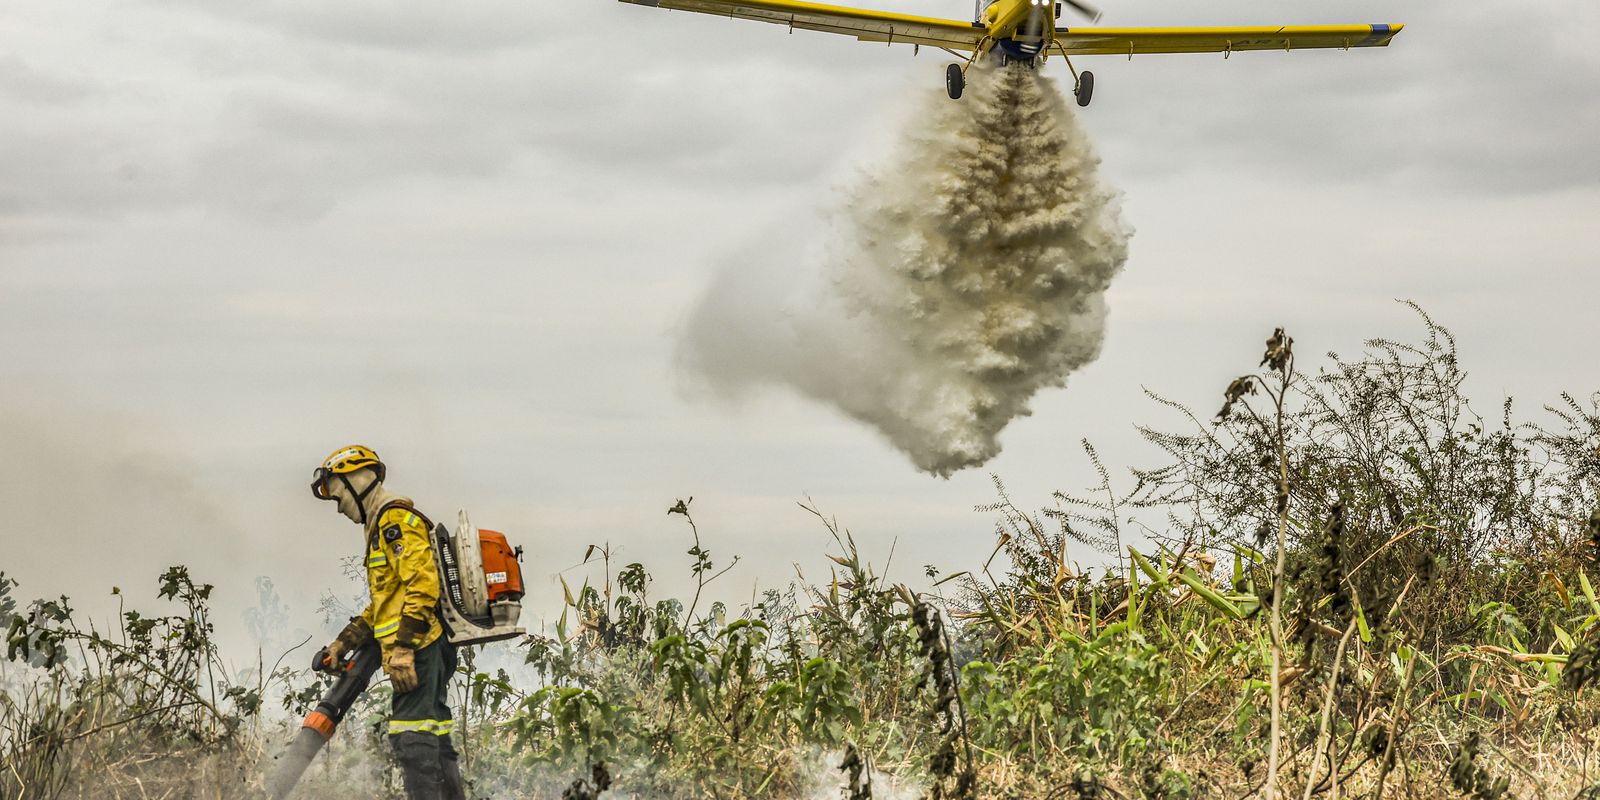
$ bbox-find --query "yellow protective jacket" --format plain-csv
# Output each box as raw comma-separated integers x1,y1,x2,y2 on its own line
360,499,444,654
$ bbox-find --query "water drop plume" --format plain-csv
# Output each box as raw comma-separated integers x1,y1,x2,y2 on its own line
680,64,1132,477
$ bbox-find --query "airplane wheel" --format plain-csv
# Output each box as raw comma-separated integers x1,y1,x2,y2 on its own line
1075,70,1094,107
946,63,964,100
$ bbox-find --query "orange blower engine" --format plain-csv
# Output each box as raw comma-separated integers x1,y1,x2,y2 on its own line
430,510,527,645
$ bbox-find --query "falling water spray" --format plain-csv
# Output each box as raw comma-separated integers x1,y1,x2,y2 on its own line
681,64,1132,476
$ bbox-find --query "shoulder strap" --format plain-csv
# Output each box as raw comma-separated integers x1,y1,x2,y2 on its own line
376,499,435,534
368,499,436,549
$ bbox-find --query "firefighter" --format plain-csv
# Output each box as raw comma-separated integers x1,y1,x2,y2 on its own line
311,445,466,800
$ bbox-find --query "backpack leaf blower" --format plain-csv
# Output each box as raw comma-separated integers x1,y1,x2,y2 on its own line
432,510,526,645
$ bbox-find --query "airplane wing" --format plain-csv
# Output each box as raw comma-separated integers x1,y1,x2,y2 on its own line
1054,24,1404,56
618,0,989,52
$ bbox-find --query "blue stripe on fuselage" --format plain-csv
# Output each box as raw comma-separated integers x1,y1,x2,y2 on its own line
996,37,1043,59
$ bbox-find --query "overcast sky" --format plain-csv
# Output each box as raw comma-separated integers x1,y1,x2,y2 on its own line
3,0,1596,660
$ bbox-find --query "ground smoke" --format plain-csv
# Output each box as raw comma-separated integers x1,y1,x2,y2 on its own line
681,64,1131,476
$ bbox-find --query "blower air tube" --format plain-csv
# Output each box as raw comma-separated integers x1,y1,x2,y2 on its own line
265,642,381,799
266,726,330,800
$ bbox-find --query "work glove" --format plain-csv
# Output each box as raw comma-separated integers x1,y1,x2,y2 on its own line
385,645,419,694
316,616,375,672
313,640,344,673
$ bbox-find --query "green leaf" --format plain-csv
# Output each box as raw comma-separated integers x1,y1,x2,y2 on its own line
1128,547,1165,586
1174,569,1242,620
1554,623,1577,651
1518,653,1568,664
1093,621,1130,645
1352,593,1372,644
1128,563,1142,629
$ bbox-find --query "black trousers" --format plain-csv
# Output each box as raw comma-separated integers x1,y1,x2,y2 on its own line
388,639,465,800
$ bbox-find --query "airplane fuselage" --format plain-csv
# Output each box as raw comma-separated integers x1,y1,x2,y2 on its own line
979,0,1055,59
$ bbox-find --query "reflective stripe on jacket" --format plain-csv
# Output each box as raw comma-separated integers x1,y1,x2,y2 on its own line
359,501,443,654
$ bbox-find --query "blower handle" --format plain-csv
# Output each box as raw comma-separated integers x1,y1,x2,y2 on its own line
310,642,372,675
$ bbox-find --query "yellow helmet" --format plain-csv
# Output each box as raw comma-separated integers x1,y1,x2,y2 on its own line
311,444,386,500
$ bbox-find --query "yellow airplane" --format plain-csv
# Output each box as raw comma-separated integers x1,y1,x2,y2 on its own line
617,0,1403,106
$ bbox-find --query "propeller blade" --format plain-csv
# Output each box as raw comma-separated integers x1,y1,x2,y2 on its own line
1060,0,1102,23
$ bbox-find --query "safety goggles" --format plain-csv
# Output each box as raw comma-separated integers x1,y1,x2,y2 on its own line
311,467,336,500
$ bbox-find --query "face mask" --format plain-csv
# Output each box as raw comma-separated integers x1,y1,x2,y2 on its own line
323,469,378,525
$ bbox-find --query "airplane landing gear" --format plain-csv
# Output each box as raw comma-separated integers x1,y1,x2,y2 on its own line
1050,41,1095,108
1075,70,1094,107
946,63,964,99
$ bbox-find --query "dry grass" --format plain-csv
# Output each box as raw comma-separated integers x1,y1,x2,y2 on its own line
5,313,1598,799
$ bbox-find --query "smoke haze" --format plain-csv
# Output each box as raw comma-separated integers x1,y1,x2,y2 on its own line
681,64,1132,477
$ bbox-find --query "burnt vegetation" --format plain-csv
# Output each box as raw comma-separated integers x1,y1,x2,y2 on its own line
3,305,1598,799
